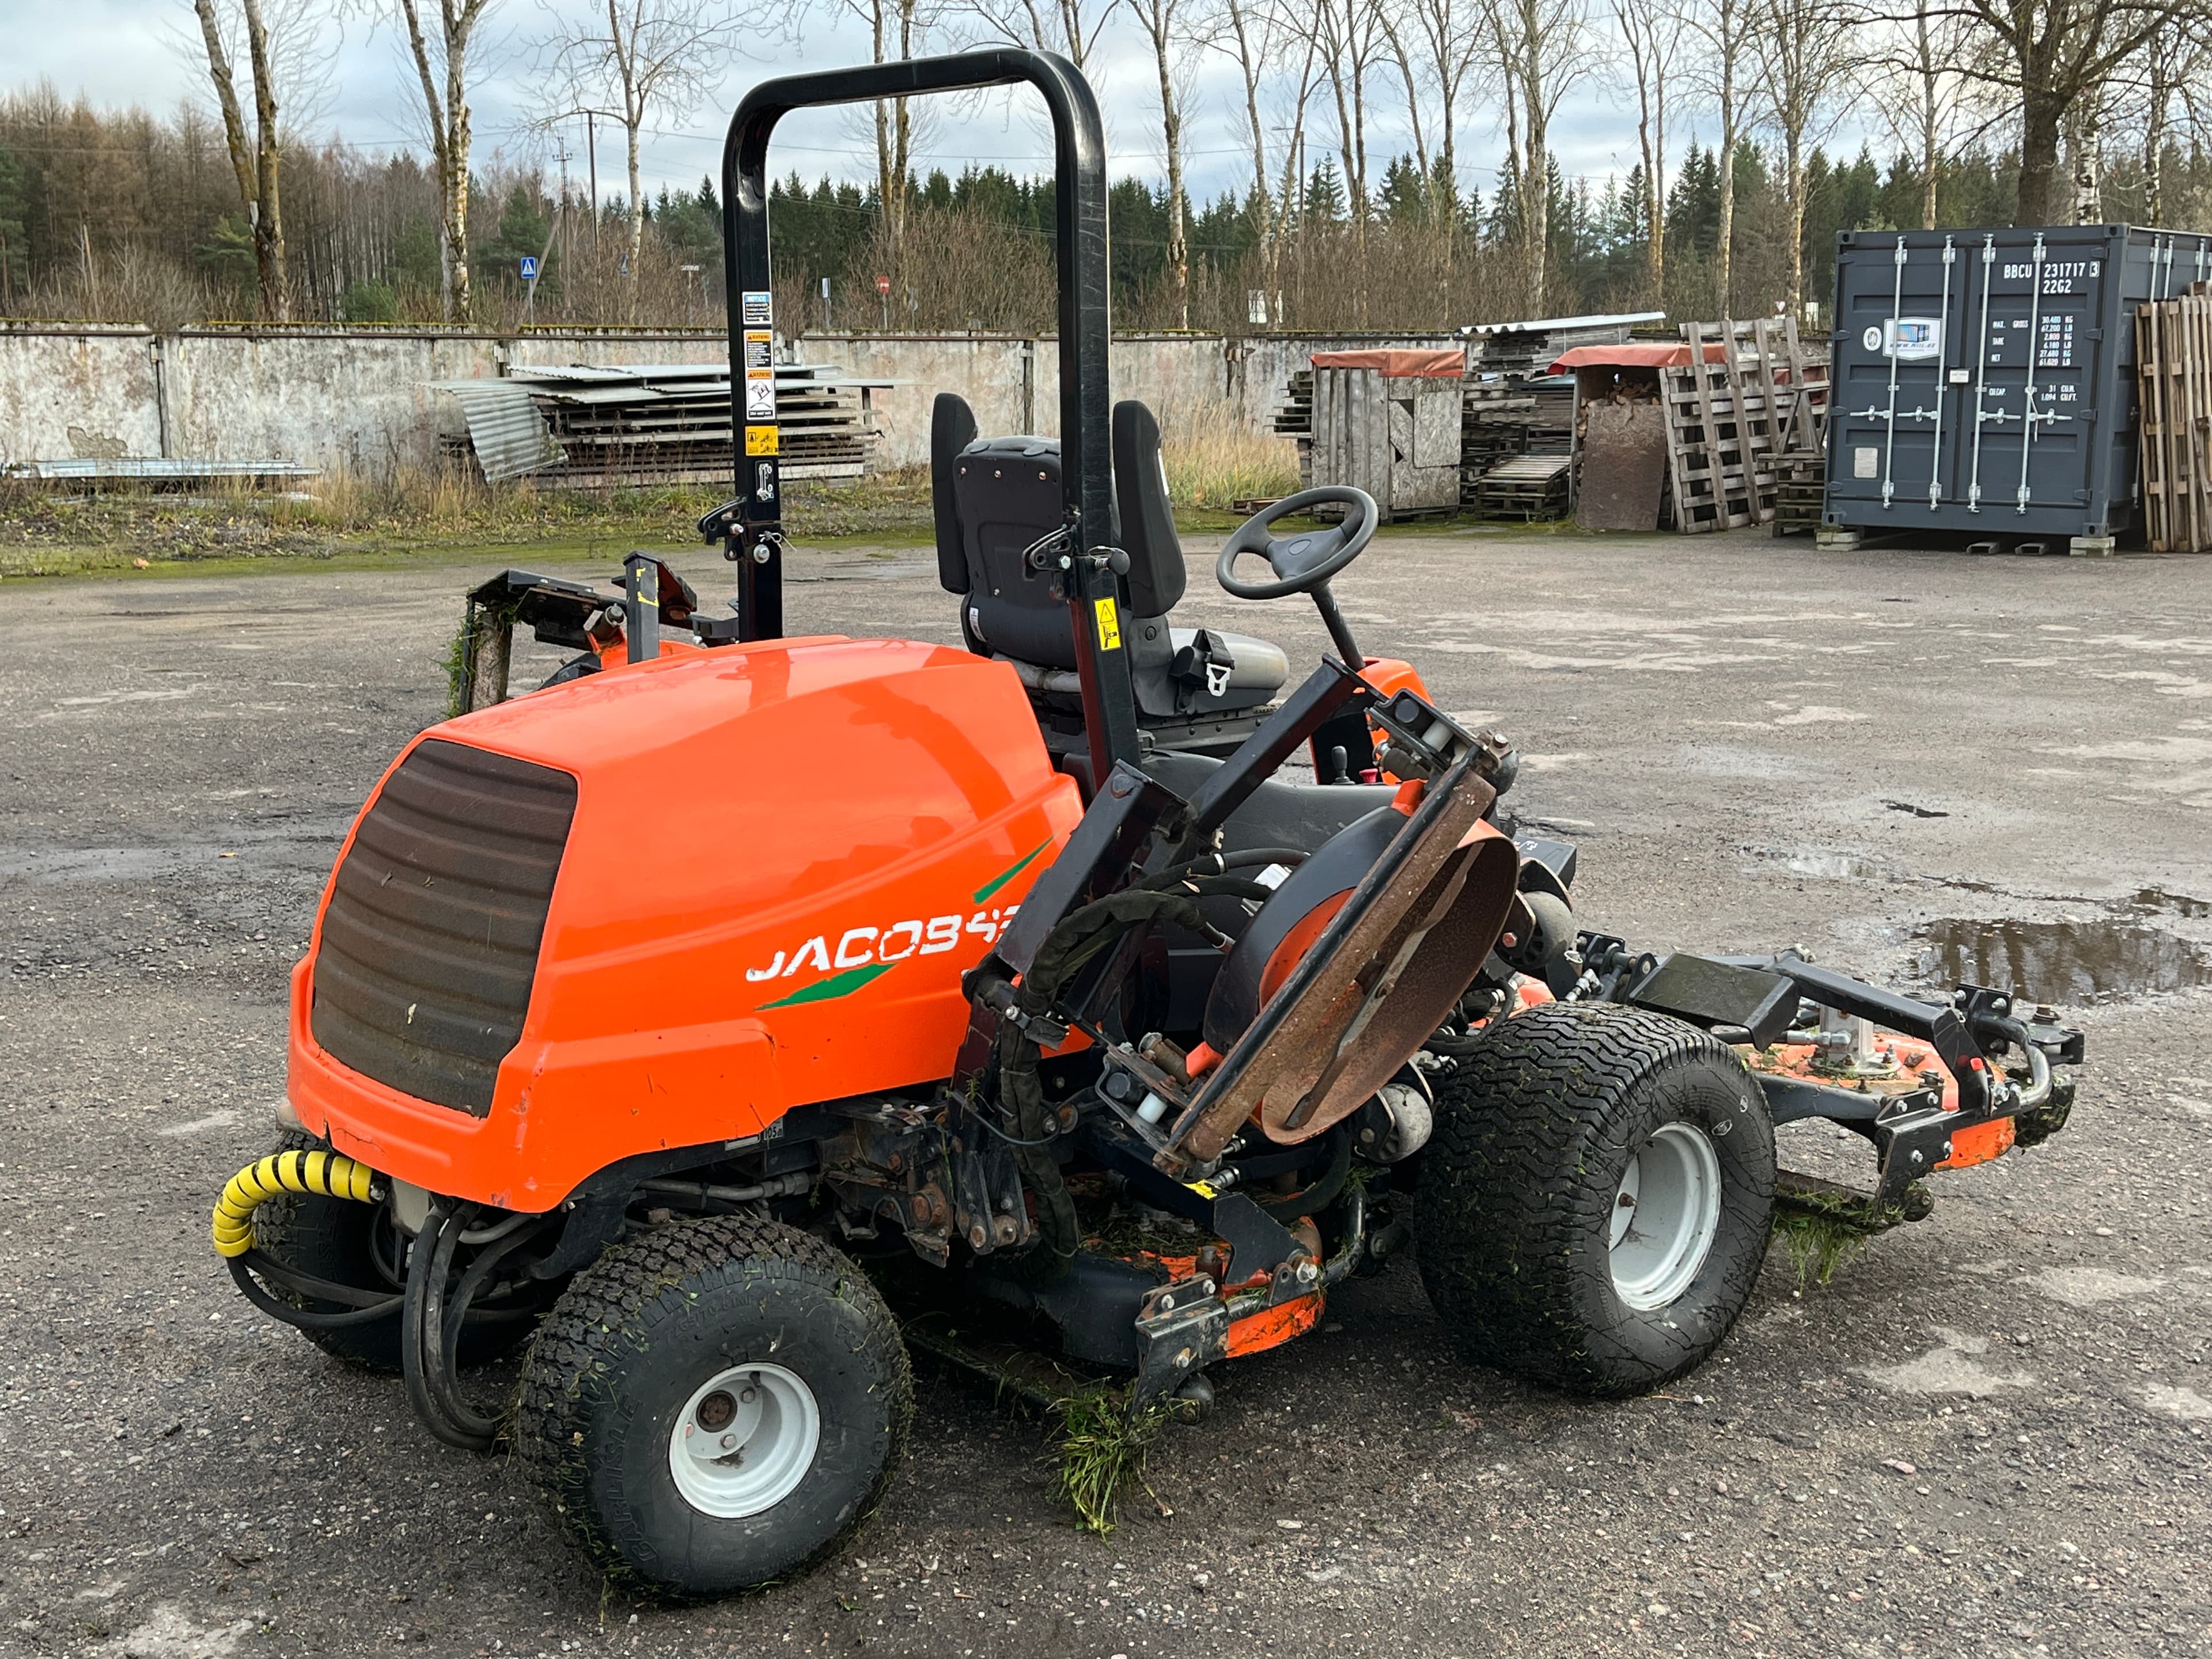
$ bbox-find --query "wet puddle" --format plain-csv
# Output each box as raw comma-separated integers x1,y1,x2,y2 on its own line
2130,887,2212,921
1914,917,2212,1002
1768,848,1886,881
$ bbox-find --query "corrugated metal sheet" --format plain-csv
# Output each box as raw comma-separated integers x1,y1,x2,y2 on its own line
2,457,320,485
433,378,565,481
1461,310,1666,337
434,361,891,488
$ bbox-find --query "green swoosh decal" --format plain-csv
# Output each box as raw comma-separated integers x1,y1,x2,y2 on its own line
755,961,893,1010
974,838,1052,904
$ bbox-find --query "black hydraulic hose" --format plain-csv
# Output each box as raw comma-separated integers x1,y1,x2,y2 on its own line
1256,1126,1353,1222
226,1252,404,1328
439,1217,551,1373
992,1017,1081,1280
1143,847,1308,888
404,1206,500,1452
423,1209,513,1451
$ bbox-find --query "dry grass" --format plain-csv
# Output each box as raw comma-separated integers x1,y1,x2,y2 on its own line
0,462,939,579
1148,399,1300,511
1161,426,1301,511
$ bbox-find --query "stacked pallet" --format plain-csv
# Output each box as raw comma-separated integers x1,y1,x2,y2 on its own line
1475,454,1572,520
1661,318,1829,533
2137,285,2212,553
1771,450,1827,537
439,361,888,487
1272,369,1315,439
1460,383,1537,488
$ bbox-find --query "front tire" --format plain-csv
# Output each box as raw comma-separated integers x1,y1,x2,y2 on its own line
517,1214,912,1599
1413,1002,1775,1397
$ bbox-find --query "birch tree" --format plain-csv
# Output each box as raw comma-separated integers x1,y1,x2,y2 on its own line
1676,0,1750,313
1611,0,1680,299
541,0,745,321
1865,3,1976,229
1382,0,1490,223
1942,0,2187,225
1483,0,1586,316
190,0,293,318
1129,0,1197,327
963,0,1120,69
1751,0,1853,309
393,0,497,322
838,0,937,270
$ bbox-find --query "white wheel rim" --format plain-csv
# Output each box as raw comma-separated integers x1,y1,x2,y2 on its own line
1608,1123,1723,1310
667,1362,820,1520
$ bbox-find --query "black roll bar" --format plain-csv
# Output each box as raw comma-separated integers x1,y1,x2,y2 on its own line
719,48,1142,779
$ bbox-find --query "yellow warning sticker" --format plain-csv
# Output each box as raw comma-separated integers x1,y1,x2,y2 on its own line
1184,1179,1219,1200
745,425,779,457
1093,596,1122,651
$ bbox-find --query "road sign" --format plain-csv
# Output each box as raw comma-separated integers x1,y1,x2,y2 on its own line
875,275,891,295
520,255,539,282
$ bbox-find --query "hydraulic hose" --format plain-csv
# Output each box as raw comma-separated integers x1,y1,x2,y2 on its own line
212,1148,379,1257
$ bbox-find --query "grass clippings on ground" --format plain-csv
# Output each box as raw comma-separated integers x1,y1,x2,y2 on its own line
1048,1385,1176,1536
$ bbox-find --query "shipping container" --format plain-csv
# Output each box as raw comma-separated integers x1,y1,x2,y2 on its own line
1824,224,2212,548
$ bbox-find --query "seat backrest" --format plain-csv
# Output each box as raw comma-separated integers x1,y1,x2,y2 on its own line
1111,399,1185,618
934,393,1184,674
952,433,1084,668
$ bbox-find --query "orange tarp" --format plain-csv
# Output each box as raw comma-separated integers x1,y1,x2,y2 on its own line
1309,348,1467,377
1548,342,1726,373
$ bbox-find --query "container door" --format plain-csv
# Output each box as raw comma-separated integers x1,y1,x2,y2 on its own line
1950,229,2110,532
1828,233,1964,519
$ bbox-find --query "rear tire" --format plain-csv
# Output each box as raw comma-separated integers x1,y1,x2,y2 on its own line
250,1131,546,1373
249,1131,408,1372
517,1213,912,1600
1413,1002,1774,1397
537,653,599,690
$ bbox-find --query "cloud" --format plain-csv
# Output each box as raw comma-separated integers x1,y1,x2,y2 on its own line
14,5,1876,213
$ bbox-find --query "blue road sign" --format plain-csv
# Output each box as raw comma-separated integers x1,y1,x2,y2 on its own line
520,255,539,282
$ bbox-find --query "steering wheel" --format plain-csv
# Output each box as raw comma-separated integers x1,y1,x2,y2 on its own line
1215,486,1380,601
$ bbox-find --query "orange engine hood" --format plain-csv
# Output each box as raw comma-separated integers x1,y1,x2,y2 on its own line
287,635,1082,1209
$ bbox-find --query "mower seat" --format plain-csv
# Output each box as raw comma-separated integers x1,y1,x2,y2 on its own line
931,393,1289,727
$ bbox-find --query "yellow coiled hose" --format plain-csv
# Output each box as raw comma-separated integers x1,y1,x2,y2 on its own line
211,1148,380,1257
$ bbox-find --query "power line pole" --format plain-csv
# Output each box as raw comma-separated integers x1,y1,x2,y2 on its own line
586,111,599,261
556,139,572,321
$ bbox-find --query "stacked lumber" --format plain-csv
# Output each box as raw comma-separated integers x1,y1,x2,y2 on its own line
2137,285,2212,554
1661,318,1829,533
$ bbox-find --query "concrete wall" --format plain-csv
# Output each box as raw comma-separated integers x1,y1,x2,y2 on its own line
0,323,1465,480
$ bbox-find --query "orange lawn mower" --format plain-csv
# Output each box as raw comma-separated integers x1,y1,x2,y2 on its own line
210,49,2084,1600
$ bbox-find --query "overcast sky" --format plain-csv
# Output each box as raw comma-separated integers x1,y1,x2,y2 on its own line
7,0,1851,214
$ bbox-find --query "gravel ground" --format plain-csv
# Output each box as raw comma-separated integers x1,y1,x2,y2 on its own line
2,527,2209,1659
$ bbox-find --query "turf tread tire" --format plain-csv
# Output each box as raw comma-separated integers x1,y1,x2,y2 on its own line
1414,1002,1774,1398
517,1212,912,1600
251,1130,545,1373
250,1130,407,1372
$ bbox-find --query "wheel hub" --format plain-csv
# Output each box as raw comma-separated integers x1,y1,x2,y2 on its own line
668,1362,820,1518
1608,1122,1722,1310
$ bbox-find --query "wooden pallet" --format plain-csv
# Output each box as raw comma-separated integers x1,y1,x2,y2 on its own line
1771,449,1827,537
1661,317,1829,533
1475,454,1571,520
2138,285,2212,554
